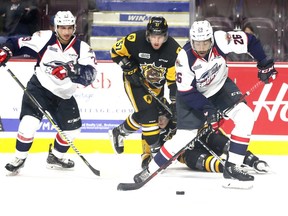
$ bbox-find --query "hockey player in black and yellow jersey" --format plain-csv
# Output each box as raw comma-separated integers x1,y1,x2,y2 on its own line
109,17,181,164
144,113,270,174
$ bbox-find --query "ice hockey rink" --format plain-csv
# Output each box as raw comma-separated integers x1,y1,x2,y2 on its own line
0,153,287,216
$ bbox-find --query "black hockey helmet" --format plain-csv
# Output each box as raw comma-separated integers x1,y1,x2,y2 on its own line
146,16,168,42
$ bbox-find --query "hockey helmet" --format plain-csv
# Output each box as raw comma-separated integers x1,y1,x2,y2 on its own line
190,20,214,50
54,11,76,34
146,16,168,42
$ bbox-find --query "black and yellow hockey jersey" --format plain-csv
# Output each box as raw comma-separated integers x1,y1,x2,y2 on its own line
111,29,181,99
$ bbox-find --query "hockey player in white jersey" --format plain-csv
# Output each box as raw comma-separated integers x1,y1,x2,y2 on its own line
0,11,97,175
133,20,277,189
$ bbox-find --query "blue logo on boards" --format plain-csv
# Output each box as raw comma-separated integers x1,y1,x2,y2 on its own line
120,14,150,22
0,118,137,133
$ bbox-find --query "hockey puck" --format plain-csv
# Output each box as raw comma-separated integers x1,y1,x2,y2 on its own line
176,191,185,195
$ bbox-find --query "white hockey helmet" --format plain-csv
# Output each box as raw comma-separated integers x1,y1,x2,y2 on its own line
189,20,214,50
54,11,76,34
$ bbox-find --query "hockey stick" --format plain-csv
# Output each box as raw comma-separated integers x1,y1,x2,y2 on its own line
117,127,210,191
223,80,264,116
0,115,3,131
3,65,100,176
196,137,225,166
139,77,173,116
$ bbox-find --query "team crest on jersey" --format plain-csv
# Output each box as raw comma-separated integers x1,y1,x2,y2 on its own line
141,63,166,88
197,63,221,87
43,60,74,74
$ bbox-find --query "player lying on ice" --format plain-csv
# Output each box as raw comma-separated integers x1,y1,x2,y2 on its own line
142,111,270,175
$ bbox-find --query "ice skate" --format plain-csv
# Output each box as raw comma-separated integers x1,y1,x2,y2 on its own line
222,162,254,189
46,144,74,170
5,157,26,176
134,168,151,183
108,125,127,154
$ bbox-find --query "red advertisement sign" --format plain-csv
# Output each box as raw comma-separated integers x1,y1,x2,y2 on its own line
224,63,288,135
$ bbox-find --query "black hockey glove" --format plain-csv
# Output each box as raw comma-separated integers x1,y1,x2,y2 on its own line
203,104,223,131
257,59,278,84
158,97,169,115
68,64,96,87
158,97,176,124
120,57,142,86
0,46,12,66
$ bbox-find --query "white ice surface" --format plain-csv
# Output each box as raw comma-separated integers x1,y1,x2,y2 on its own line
0,153,287,216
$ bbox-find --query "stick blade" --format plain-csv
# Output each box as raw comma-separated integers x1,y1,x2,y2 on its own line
92,168,100,176
88,164,100,176
117,182,145,191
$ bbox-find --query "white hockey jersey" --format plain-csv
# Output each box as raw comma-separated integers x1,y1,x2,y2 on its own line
176,30,251,98
9,30,97,99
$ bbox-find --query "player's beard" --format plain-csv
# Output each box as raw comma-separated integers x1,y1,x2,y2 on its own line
196,49,210,58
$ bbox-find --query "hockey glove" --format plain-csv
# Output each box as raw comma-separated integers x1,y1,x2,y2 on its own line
68,64,96,87
158,97,169,115
51,62,76,80
0,46,12,66
120,57,142,86
257,59,278,84
157,97,176,124
203,105,223,131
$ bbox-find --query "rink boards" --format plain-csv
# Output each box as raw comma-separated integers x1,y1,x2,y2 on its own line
0,60,287,154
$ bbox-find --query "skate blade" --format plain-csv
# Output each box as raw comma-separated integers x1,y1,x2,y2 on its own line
46,164,74,171
6,170,21,176
108,130,123,154
255,165,271,174
254,168,270,174
222,179,253,190
242,166,270,174
108,130,117,154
